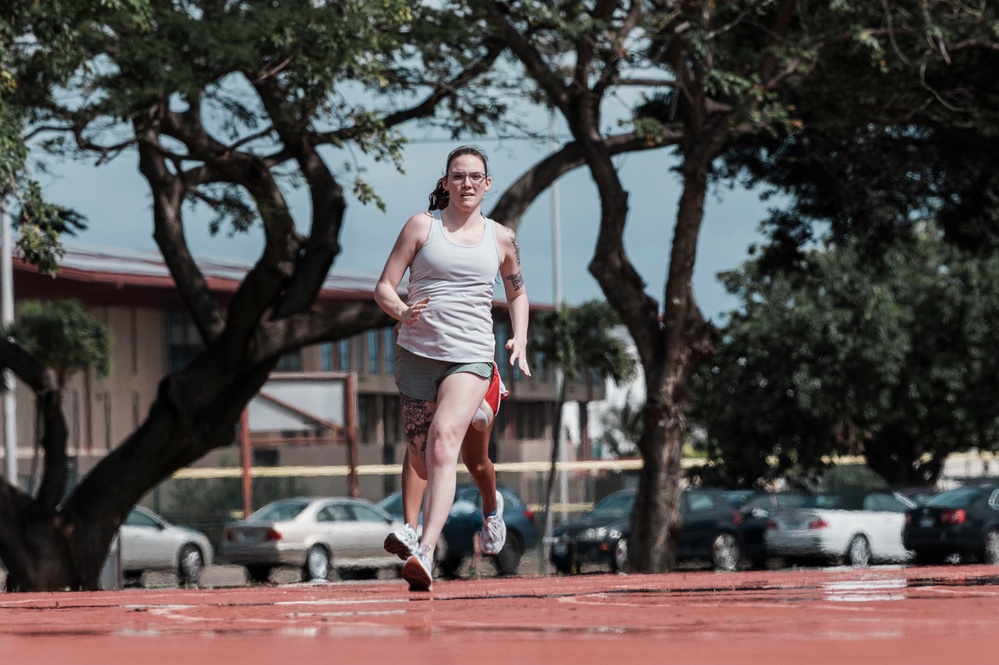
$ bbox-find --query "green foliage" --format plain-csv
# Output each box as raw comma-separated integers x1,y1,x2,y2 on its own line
692,223,999,486
529,300,636,385
3,300,112,386
594,388,644,459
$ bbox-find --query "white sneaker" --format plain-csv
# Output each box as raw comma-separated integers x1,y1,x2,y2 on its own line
480,491,507,555
402,546,434,592
384,523,419,560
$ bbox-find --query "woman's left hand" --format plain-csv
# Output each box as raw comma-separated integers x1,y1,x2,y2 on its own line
505,338,531,377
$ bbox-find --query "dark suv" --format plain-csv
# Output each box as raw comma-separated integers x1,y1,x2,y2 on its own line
550,487,743,574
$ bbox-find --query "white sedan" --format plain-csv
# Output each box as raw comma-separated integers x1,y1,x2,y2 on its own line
765,490,916,567
223,497,403,583
119,506,214,586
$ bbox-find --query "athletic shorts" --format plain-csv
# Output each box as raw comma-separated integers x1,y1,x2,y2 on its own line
394,345,493,403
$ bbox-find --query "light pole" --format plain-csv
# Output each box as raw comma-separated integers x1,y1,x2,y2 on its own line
1,196,16,487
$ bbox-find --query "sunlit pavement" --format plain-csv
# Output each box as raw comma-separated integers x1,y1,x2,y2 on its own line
3,564,999,664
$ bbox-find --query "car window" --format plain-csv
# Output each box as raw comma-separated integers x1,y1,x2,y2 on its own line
589,492,635,520
862,493,912,512
378,492,403,516
989,490,999,510
925,487,984,509
248,499,311,523
801,494,842,509
686,491,716,513
350,503,390,523
125,509,161,528
316,503,351,522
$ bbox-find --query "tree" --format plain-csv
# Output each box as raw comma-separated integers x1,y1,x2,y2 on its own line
4,301,113,495
0,0,520,591
691,223,999,487
480,0,999,572
529,300,636,573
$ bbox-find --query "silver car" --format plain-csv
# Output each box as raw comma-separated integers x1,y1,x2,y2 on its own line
120,506,214,586
223,496,403,583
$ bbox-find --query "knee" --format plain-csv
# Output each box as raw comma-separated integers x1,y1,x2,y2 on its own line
464,456,491,477
428,423,463,465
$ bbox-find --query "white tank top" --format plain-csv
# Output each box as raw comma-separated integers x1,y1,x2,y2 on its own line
397,210,501,363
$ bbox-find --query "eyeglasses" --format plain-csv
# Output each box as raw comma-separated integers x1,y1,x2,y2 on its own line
448,172,487,185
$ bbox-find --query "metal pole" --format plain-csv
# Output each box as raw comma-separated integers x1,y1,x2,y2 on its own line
550,113,568,521
1,196,16,487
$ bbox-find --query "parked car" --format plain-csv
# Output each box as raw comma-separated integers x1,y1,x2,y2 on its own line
550,487,743,574
764,489,915,567
377,484,539,578
120,505,214,586
903,483,999,565
223,496,403,583
895,486,941,506
737,491,811,569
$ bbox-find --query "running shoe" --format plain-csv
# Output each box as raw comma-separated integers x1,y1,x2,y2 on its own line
383,523,419,561
480,491,507,555
402,546,434,592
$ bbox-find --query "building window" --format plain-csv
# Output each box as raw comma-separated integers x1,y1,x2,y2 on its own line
335,339,350,371
382,328,395,374
367,330,379,374
383,395,400,443
358,394,378,443
320,342,332,371
166,310,202,372
275,350,302,371
253,448,279,467
495,322,510,381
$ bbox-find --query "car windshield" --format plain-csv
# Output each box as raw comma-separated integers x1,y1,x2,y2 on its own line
798,494,844,510
925,486,985,509
378,492,403,516
589,492,635,520
247,499,311,523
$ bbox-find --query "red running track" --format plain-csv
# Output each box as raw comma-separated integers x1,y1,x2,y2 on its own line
2,565,999,665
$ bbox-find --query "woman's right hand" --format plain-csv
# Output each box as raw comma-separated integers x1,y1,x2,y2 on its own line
401,297,431,325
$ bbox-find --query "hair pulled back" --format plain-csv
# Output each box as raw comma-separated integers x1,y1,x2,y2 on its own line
427,145,489,211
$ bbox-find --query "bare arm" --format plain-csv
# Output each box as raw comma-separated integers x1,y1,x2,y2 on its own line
498,225,531,377
374,213,432,325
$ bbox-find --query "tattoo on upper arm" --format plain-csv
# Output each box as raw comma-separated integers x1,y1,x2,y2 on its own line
506,271,524,291
508,228,521,266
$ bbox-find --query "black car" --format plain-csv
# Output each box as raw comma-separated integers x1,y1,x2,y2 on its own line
377,484,539,578
903,483,999,565
550,487,743,574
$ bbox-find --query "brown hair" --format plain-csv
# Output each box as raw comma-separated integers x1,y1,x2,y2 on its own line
427,145,489,211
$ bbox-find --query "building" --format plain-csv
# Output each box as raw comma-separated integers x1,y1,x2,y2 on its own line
1,245,604,506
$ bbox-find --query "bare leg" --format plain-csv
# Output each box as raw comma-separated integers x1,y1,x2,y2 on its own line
418,372,489,556
461,422,498,516
400,449,425,529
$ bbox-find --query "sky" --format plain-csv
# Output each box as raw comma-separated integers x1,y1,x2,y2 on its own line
34,131,773,323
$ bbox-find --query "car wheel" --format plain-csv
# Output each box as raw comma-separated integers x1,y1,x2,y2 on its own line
612,538,629,574
983,529,999,565
177,544,205,586
303,545,331,582
711,532,740,572
847,535,872,567
491,531,524,576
